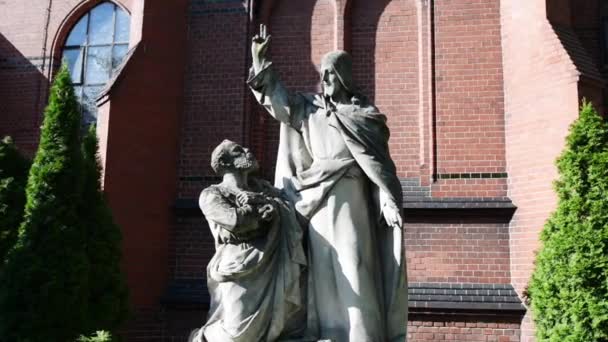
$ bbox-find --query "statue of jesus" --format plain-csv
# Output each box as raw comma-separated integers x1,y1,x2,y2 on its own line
248,24,408,342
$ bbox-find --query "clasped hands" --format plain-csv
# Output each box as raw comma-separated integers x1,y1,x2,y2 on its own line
236,191,276,222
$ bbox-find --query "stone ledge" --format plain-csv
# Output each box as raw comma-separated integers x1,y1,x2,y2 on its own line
408,282,526,315
404,197,515,210
174,197,517,218
161,280,526,316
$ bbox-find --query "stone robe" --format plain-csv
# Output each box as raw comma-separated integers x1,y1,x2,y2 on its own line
249,64,408,342
190,180,307,342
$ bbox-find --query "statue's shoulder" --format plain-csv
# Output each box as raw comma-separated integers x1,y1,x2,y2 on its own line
200,184,232,204
362,103,380,115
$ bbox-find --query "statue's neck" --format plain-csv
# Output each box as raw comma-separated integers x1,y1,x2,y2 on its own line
222,172,249,191
325,90,352,107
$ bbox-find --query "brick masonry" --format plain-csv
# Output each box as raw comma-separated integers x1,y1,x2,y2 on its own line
406,221,511,285
1,0,608,341
501,0,606,340
408,318,521,342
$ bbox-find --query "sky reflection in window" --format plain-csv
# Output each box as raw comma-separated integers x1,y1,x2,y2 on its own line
62,2,130,126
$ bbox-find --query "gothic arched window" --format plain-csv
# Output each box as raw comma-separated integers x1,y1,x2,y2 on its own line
62,2,130,125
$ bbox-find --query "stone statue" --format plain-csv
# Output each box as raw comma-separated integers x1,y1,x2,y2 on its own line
189,140,307,342
248,24,408,342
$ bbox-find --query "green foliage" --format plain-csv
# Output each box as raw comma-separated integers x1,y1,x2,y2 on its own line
81,125,129,334
0,136,30,265
0,65,90,341
528,102,608,341
77,331,112,342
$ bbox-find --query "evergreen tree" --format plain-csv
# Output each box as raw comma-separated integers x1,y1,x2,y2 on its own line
0,65,89,341
81,125,128,335
0,136,30,265
528,102,608,341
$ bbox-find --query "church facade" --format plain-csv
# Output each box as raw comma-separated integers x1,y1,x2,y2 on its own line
1,0,606,340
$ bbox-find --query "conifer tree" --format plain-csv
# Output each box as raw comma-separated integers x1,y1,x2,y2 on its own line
528,102,608,341
0,136,30,265
81,125,128,335
0,65,89,341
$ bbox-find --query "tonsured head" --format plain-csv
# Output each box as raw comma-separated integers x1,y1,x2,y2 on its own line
210,140,259,175
320,50,355,98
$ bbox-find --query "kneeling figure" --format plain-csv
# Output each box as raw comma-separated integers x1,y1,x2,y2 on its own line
190,140,307,342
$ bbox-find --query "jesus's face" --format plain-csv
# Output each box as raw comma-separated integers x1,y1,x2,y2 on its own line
321,65,343,98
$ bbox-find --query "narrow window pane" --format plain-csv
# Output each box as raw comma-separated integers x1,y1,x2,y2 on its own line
62,48,84,84
88,3,115,45
112,44,129,71
86,46,112,84
115,8,130,43
82,86,103,125
66,14,88,46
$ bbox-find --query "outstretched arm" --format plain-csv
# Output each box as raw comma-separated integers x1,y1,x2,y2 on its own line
248,24,306,128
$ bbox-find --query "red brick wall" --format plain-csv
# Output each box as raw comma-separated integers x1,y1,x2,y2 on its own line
431,0,507,198
501,0,581,340
0,33,45,156
408,317,520,342
570,0,601,67
0,1,555,341
351,0,420,178
0,0,54,155
406,220,510,284
99,0,188,310
172,0,249,296
170,217,212,280
177,0,249,198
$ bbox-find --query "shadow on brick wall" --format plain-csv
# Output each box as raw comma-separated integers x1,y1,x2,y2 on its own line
250,0,394,179
0,33,48,156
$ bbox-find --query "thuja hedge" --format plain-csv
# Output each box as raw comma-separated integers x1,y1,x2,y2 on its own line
527,102,608,341
0,66,129,341
0,65,89,341
81,125,128,335
0,136,30,265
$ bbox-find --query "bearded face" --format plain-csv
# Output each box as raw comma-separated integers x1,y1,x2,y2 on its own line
229,143,259,172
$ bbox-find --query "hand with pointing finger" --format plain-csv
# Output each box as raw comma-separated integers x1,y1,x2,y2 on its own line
252,23,271,74
383,201,403,230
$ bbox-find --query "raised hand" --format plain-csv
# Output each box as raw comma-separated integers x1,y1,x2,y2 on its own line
251,23,271,73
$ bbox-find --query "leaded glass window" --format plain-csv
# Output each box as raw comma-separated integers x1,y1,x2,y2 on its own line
62,2,130,125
